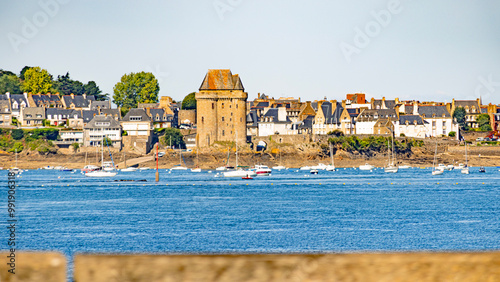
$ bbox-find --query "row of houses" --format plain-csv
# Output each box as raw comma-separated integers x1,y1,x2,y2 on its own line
245,93,500,139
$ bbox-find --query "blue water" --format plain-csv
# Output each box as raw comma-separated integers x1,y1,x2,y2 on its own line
4,168,500,261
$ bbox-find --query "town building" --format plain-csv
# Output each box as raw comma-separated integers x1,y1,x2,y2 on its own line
0,96,12,127
450,99,482,129
418,105,458,137
28,93,63,108
19,107,45,126
121,108,153,153
7,93,29,118
258,107,292,136
61,93,96,109
195,69,247,147
83,115,122,148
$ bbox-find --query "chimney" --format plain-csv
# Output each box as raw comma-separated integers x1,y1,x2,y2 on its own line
70,93,74,99
146,107,151,116
6,92,10,100
413,101,418,115
83,93,86,99
341,100,346,108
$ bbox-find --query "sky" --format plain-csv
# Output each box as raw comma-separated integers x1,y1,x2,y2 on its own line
1,0,499,104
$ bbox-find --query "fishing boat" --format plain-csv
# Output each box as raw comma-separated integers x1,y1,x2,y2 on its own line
310,169,319,174
432,140,443,175
384,135,398,173
325,143,335,171
85,137,117,177
479,166,486,173
461,143,469,174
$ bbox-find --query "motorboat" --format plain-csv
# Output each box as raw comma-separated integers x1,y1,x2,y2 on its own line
454,163,465,170
310,163,327,170
310,169,318,174
446,164,454,171
41,166,54,170
82,165,100,173
436,164,446,172
254,165,271,176
432,169,444,175
359,163,375,171
479,166,486,173
461,166,469,174
121,167,138,172
223,169,257,178
9,167,21,174
299,166,311,171
191,168,202,172
139,167,150,170
272,165,287,170
398,165,411,169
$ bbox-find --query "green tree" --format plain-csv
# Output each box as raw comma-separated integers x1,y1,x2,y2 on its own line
21,67,53,93
0,69,17,78
9,142,23,153
448,131,456,137
0,75,21,93
11,129,24,140
19,66,33,80
113,72,159,110
53,72,84,95
181,92,196,110
453,107,468,130
84,81,107,100
477,114,492,131
160,128,185,149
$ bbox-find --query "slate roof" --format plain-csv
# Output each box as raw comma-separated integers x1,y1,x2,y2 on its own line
10,94,28,109
199,69,244,91
0,100,11,113
385,100,396,109
84,114,121,129
357,109,398,122
100,109,121,120
404,105,414,114
418,105,451,118
0,94,8,100
253,102,269,108
399,115,427,125
299,115,314,129
62,95,95,108
149,108,170,122
30,94,62,107
311,101,318,111
81,110,99,123
122,108,151,122
22,107,45,119
454,100,479,108
373,99,383,109
46,108,74,118
321,101,344,124
261,108,290,123
90,100,111,110
246,110,259,128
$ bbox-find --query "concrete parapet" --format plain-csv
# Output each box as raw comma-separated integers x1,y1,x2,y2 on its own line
0,252,66,282
74,252,500,282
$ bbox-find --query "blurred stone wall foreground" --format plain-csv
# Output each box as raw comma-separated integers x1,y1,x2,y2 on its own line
74,252,500,282
0,252,66,282
1,252,500,281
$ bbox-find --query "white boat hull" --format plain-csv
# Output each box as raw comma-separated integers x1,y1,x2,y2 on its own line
85,171,117,177
121,167,138,172
325,165,335,171
191,168,202,172
272,166,286,170
384,166,398,173
359,164,375,171
223,170,257,178
170,166,188,170
432,170,444,175
461,168,469,174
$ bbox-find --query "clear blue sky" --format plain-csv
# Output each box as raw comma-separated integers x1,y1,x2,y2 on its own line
1,0,499,104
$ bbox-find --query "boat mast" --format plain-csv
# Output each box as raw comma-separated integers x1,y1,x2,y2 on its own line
235,130,238,168
15,148,17,168
329,142,334,166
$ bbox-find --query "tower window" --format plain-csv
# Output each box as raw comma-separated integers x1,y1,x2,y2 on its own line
202,117,204,124
212,103,214,109
222,130,225,136
222,117,224,122
222,103,224,109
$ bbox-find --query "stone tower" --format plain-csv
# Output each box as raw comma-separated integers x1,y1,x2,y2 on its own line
195,69,248,147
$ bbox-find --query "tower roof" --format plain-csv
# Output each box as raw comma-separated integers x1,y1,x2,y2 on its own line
199,69,244,91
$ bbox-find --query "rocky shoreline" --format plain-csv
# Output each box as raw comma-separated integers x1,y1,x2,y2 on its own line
2,144,500,170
